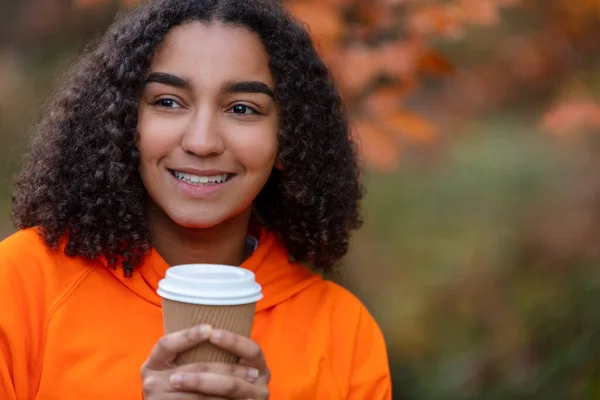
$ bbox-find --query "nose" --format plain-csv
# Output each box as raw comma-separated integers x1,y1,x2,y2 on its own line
180,108,225,156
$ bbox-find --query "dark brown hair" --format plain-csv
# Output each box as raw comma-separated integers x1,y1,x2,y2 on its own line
12,0,363,276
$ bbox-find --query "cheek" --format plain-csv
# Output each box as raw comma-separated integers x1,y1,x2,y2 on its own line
232,132,278,173
137,113,179,164
228,117,279,172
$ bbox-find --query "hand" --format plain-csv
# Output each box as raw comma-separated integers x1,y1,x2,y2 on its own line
169,328,271,400
141,324,270,399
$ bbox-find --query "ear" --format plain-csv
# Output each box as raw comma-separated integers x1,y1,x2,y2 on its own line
275,160,284,171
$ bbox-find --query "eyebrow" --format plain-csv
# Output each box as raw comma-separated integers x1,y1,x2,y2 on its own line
144,72,190,89
224,81,275,99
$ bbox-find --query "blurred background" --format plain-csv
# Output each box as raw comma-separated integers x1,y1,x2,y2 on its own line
3,0,600,398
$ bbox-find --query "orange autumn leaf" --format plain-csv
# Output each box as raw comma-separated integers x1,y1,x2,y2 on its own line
353,120,401,172
496,0,522,6
541,99,600,136
407,4,464,39
364,82,417,116
459,0,500,26
287,1,343,53
419,50,455,76
323,0,356,9
377,39,424,79
562,0,600,17
332,45,380,97
385,112,438,143
352,1,389,27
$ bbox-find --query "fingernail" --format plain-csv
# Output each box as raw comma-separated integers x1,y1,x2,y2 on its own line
198,324,212,337
247,368,260,381
170,373,185,388
211,329,223,342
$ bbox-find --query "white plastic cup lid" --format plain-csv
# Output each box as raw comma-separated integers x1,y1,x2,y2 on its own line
157,264,263,306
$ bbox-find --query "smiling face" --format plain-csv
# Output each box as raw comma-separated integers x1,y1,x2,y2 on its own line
137,22,279,230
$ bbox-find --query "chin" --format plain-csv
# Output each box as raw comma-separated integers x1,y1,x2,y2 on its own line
162,203,252,230
168,211,226,229
175,218,224,229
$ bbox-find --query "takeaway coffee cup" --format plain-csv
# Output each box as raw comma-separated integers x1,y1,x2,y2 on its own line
157,264,263,365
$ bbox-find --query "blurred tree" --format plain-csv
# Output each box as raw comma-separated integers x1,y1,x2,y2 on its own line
8,0,600,169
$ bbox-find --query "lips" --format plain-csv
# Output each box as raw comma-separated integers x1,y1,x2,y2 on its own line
171,171,231,185
168,168,236,186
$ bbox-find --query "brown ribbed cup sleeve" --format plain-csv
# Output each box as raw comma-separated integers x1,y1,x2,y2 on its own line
162,299,256,365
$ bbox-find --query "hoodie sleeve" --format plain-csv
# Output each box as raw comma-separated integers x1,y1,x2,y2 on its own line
347,306,392,399
0,249,29,400
0,231,48,400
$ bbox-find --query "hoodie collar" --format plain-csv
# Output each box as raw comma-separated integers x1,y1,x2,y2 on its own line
107,229,322,312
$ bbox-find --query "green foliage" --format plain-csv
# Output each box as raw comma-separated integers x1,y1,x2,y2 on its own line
343,121,600,399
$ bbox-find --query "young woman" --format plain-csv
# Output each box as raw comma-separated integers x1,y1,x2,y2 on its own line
0,0,391,398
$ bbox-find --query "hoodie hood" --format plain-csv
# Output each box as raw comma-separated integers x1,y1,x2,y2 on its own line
108,229,323,312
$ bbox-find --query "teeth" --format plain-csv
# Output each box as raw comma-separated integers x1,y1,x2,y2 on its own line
173,172,229,185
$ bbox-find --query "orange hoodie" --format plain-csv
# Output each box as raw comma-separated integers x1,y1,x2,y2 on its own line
0,228,391,399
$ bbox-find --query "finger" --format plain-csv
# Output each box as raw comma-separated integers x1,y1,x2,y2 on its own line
175,362,261,382
169,372,267,398
142,371,172,397
209,330,266,370
163,394,229,400
143,325,213,370
141,370,232,399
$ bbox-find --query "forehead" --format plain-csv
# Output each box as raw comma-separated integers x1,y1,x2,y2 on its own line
149,22,273,87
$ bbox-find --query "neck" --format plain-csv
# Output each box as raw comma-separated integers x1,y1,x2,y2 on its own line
147,202,251,267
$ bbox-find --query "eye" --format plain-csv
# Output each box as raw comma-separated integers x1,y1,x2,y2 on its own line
153,98,182,109
228,104,258,115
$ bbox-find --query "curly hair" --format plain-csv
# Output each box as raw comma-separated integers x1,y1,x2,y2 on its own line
12,0,363,276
